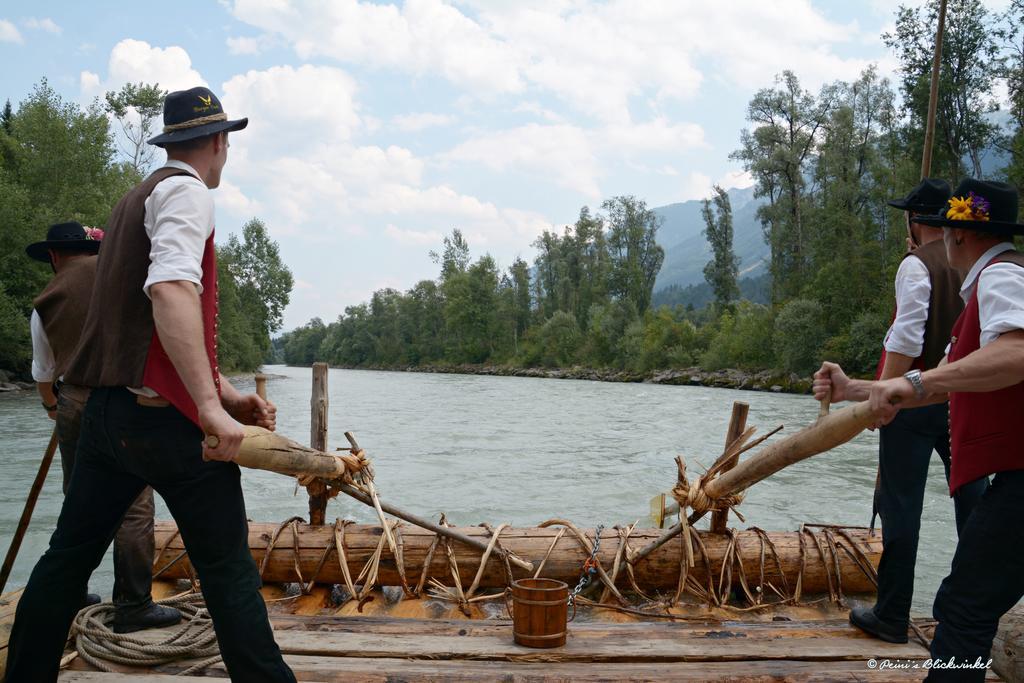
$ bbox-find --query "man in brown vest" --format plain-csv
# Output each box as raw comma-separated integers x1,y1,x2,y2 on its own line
815,179,1024,681
6,88,295,682
849,180,987,644
26,221,181,632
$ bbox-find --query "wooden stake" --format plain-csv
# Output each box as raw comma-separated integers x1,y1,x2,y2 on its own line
0,428,58,593
254,373,268,401
710,402,749,534
631,401,879,566
308,362,329,526
921,0,947,179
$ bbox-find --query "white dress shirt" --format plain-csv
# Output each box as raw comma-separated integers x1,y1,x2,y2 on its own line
30,309,56,382
958,242,1024,349
142,159,214,297
883,255,931,357
134,160,215,396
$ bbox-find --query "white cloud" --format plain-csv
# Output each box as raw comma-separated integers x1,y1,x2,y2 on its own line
228,0,523,94
23,17,61,34
717,170,756,191
81,39,206,99
679,171,713,201
391,112,454,132
600,118,706,154
0,20,23,44
445,123,601,197
221,64,361,151
385,224,443,246
225,36,264,55
229,1,874,122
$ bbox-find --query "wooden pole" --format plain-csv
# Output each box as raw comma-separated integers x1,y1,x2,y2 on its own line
710,402,748,534
254,373,267,401
0,428,59,593
308,363,329,526
921,0,947,179
631,401,879,565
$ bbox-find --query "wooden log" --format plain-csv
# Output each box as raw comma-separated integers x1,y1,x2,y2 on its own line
152,521,881,595
633,401,879,565
993,603,1024,683
705,401,877,500
308,362,330,525
710,402,748,534
229,426,362,480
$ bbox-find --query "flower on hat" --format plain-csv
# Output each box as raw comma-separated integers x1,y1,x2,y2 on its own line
83,226,105,241
947,193,990,222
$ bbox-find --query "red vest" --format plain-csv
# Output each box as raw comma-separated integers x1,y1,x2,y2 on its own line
140,233,221,426
947,254,1024,493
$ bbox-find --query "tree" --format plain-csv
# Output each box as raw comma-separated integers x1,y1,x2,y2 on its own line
104,82,166,176
731,71,838,303
220,218,294,363
603,195,664,315
884,0,1003,180
0,100,12,135
1000,0,1024,197
701,185,739,310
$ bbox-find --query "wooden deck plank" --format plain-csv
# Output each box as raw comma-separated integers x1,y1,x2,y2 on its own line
114,614,929,663
0,588,23,680
58,657,1004,682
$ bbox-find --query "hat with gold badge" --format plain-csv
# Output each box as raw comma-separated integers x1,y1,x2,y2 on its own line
147,86,248,147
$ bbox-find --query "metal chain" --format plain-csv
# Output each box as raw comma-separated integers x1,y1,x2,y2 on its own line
568,524,604,605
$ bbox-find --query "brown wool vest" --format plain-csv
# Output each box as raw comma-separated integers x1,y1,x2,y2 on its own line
64,167,198,388
911,239,964,370
32,256,97,378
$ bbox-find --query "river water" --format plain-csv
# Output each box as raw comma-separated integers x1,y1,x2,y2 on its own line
0,365,961,612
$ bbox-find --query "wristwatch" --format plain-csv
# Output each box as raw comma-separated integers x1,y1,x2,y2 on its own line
903,369,927,400
42,401,57,412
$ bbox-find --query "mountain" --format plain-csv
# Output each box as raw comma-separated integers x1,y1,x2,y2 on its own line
652,186,768,292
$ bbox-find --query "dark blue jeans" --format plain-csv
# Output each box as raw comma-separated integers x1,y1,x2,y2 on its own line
873,404,987,628
926,470,1024,682
5,388,295,682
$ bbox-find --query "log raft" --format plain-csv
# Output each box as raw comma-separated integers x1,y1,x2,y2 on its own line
153,521,881,595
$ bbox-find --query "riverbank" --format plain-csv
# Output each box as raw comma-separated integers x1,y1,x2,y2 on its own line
310,363,814,394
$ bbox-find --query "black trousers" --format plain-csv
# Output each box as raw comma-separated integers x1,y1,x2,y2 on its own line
57,384,156,614
5,388,295,682
873,404,987,627
926,470,1024,682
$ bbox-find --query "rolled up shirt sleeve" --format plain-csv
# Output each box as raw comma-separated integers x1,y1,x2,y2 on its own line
883,255,931,358
977,263,1024,347
30,309,56,382
143,177,214,297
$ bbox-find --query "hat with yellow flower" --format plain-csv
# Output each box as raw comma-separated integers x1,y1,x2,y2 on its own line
915,178,1024,235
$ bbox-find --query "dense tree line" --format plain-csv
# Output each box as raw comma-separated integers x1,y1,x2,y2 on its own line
0,81,292,374
281,0,1024,379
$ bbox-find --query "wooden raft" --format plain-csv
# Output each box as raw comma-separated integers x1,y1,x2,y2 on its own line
53,611,1004,682
152,521,882,595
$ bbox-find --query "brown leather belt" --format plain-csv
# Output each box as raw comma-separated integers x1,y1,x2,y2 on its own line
136,394,171,408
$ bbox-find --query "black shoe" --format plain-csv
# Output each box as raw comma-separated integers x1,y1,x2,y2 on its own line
849,606,909,644
81,593,102,609
113,604,183,633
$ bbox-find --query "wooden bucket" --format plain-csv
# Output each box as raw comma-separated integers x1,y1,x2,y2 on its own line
508,578,570,648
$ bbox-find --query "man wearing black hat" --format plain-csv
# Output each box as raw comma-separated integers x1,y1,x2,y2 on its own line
26,222,181,634
6,88,295,682
813,179,1024,681
848,180,986,644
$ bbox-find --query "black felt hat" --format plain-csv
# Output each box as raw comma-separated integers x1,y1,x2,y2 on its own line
25,221,102,263
147,86,248,148
887,178,951,213
915,178,1024,235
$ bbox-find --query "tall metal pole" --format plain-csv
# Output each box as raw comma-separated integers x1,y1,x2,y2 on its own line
921,0,948,179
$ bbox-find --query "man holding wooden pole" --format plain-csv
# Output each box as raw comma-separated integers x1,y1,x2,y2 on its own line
849,180,986,644
814,179,1024,682
5,87,295,682
24,221,181,632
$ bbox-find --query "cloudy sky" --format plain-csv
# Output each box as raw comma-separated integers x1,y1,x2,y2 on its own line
0,1,1000,329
